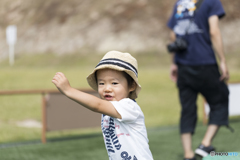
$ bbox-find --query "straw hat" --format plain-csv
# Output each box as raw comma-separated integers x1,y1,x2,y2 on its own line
87,50,141,99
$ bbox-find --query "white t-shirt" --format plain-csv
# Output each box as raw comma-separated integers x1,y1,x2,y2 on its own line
101,98,153,160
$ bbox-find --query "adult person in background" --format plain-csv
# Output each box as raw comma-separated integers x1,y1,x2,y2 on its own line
167,0,230,160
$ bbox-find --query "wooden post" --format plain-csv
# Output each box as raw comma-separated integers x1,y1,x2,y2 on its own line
41,93,47,143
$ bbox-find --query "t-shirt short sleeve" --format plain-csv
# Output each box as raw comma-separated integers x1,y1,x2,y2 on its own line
110,98,139,123
167,4,177,29
208,0,225,19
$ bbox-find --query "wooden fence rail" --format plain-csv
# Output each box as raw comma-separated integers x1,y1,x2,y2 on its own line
0,89,99,143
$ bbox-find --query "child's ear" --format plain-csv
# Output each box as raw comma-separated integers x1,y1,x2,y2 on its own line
129,82,137,92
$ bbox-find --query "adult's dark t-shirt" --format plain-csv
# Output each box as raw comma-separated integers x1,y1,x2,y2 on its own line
167,0,225,65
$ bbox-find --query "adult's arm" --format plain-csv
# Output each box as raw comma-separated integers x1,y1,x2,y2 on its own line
208,15,229,81
169,30,178,82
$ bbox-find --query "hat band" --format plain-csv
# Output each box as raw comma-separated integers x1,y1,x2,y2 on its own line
95,58,138,77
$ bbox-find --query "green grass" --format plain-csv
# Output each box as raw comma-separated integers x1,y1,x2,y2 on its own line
0,120,239,160
0,52,240,159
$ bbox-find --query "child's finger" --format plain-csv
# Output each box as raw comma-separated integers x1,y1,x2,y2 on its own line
52,79,57,85
53,75,60,81
52,74,63,84
56,72,65,78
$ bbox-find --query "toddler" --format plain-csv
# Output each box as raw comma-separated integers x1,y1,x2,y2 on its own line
52,50,153,160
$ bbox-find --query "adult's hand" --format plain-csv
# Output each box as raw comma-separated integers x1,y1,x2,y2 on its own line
219,61,229,82
170,63,178,82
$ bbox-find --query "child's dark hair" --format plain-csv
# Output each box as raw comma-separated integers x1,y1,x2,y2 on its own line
122,71,135,89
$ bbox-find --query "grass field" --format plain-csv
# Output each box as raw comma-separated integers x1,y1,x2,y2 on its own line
0,52,240,159
0,120,239,160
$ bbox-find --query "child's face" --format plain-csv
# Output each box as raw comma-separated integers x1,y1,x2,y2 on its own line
97,69,135,101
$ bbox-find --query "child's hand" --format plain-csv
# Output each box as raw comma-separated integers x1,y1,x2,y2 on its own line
52,72,71,95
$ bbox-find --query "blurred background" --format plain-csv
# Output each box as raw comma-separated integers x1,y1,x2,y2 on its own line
0,0,239,159
0,0,239,57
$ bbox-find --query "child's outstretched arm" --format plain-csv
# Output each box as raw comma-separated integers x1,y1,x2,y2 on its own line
52,72,121,119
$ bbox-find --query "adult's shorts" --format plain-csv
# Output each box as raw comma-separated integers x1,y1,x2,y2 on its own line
177,64,229,134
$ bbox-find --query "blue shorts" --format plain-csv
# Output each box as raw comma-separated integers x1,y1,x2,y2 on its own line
177,64,229,134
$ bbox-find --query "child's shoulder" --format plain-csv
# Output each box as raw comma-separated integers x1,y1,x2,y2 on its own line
118,98,137,105
111,98,141,111
111,98,143,122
